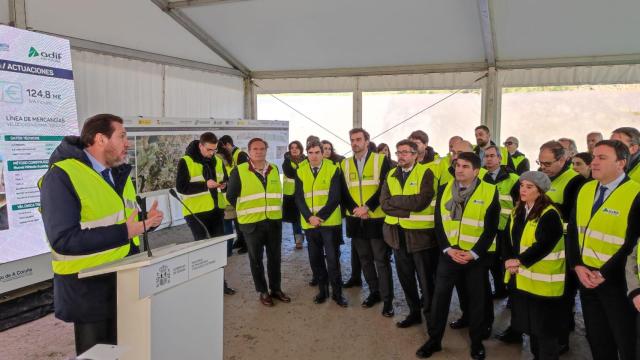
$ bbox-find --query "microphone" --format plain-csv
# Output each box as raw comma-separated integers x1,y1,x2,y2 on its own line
168,189,211,239
136,195,153,257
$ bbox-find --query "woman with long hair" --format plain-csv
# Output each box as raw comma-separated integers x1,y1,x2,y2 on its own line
321,140,344,164
282,140,306,249
377,142,397,167
503,171,566,360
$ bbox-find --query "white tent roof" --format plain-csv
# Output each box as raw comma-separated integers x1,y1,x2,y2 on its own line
17,0,230,66
3,0,640,75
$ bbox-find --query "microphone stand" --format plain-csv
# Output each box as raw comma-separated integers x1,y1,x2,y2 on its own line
136,196,153,257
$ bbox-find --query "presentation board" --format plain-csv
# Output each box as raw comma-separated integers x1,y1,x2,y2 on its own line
0,26,78,293
124,117,289,228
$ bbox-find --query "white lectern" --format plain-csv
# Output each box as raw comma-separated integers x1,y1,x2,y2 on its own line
79,234,233,360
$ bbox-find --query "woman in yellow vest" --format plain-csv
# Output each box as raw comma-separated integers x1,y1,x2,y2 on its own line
282,140,306,249
503,171,565,360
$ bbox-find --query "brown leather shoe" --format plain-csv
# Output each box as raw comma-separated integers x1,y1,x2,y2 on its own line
270,290,291,303
259,292,274,307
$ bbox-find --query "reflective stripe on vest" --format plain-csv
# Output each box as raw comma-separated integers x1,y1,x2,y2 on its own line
297,159,341,229
505,206,565,297
576,179,639,269
499,147,509,166
384,163,435,229
235,162,282,224
440,180,496,250
283,160,299,196
48,159,138,275
495,173,519,231
341,153,385,218
178,155,224,216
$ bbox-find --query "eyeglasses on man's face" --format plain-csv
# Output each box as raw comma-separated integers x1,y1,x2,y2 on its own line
395,150,416,156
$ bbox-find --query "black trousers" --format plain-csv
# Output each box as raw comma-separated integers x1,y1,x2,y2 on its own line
306,227,342,294
392,229,439,322
74,318,117,355
457,252,495,328
580,281,636,360
489,233,507,296
530,334,560,360
428,254,488,345
242,220,282,294
353,237,393,301
232,218,247,249
349,238,362,281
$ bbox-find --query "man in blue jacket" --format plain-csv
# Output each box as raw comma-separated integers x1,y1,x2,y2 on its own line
39,114,163,355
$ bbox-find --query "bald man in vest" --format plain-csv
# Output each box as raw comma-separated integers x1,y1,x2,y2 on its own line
226,138,291,306
40,114,163,354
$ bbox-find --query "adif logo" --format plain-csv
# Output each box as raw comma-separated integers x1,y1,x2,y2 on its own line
28,46,62,62
0,43,9,52
601,208,620,216
28,47,39,57
473,199,485,205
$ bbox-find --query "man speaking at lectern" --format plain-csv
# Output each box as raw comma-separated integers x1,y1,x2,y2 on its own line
39,114,163,355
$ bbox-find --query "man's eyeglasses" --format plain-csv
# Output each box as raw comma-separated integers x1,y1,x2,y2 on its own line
504,141,514,146
395,150,416,156
536,159,557,167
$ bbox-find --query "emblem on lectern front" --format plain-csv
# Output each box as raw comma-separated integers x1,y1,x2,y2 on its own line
156,265,171,287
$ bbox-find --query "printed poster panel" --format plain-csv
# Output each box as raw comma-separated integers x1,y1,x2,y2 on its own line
0,26,78,291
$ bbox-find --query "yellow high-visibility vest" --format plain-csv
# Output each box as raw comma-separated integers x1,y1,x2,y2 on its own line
440,179,496,250
46,159,139,275
235,163,283,224
341,153,385,218
576,179,640,269
178,155,226,216
296,159,341,229
384,163,435,229
504,205,565,297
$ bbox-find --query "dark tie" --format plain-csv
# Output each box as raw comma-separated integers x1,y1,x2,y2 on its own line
591,186,608,216
312,167,319,177
101,168,115,189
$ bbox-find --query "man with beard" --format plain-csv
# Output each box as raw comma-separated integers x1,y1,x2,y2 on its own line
39,114,164,354
340,128,394,316
474,125,510,170
381,139,437,328
531,140,585,353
